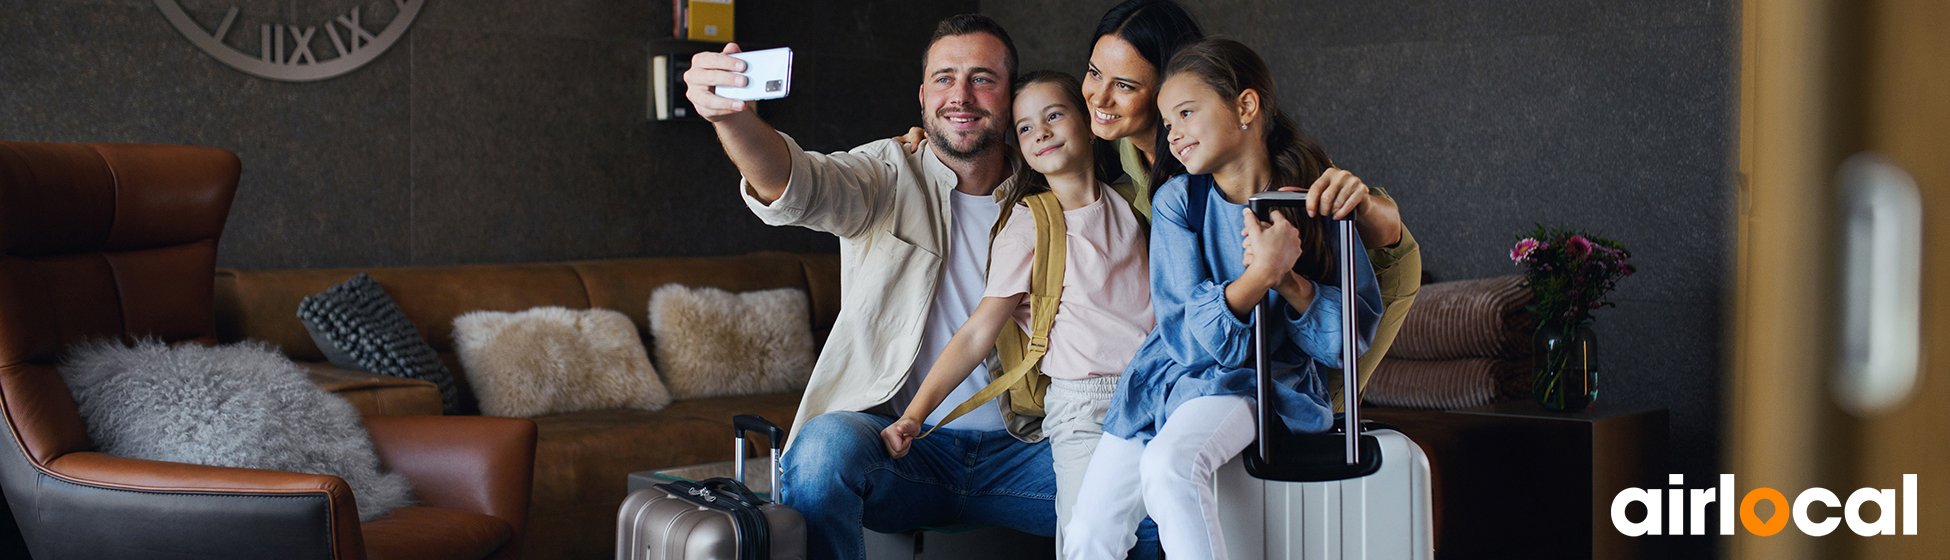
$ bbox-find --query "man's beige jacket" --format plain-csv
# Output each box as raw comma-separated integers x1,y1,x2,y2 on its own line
740,132,1030,449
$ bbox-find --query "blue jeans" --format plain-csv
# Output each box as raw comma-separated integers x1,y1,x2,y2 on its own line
781,411,1160,560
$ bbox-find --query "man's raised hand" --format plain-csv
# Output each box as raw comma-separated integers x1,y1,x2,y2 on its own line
684,43,757,122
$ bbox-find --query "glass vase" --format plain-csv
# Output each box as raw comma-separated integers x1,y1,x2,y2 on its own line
1532,321,1598,411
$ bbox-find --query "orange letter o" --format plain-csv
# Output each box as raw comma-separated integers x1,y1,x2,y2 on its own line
1741,488,1791,536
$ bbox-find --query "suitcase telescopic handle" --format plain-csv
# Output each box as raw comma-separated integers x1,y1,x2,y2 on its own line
1337,219,1360,466
1248,192,1362,468
1254,292,1273,463
733,414,788,493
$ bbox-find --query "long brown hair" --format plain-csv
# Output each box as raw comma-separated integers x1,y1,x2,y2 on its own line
1164,38,1336,282
996,70,1090,212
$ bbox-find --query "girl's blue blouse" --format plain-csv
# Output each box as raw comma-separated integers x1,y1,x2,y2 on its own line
1101,174,1384,442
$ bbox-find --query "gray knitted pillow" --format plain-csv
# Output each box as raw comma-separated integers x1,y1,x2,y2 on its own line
58,339,415,522
298,273,462,414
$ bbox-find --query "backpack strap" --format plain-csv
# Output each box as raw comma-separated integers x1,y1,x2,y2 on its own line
922,191,1066,438
1184,175,1210,235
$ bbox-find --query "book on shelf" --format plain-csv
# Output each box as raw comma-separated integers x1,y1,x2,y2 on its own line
674,0,733,43
650,54,702,121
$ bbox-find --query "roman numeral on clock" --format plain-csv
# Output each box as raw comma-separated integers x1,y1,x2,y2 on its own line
155,0,425,82
261,7,377,66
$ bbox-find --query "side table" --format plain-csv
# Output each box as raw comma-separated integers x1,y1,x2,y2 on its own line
1367,401,1668,560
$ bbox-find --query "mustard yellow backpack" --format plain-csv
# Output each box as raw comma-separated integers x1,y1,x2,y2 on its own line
925,183,1147,435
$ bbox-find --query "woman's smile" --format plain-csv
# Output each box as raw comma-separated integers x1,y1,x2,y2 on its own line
1085,35,1159,143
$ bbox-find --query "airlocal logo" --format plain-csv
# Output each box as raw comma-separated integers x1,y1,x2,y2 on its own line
1612,474,1918,536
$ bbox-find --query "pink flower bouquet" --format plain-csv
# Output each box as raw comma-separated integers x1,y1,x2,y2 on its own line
1511,225,1635,327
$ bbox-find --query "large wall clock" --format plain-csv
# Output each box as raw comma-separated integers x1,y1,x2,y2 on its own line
154,0,425,82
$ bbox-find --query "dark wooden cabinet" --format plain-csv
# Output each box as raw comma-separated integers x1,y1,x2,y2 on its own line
1367,401,1668,560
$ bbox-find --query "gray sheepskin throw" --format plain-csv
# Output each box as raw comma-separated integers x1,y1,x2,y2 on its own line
58,339,415,522
648,285,815,400
452,306,672,418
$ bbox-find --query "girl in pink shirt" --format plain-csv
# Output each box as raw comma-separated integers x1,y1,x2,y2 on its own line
880,70,1155,554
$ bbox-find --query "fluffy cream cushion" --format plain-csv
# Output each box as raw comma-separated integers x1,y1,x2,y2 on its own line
452,306,672,418
648,285,815,400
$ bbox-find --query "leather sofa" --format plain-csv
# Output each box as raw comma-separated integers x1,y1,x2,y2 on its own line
214,251,839,560
0,141,538,560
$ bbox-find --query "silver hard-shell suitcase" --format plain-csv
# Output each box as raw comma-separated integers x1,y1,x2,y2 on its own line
1215,192,1435,560
617,415,807,560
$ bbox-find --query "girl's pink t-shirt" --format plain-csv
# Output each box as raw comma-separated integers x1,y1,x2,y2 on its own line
983,183,1154,380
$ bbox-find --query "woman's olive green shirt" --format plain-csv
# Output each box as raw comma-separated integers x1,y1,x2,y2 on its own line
1107,138,1421,411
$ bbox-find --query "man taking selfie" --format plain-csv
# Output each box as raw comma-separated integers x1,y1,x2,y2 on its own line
685,14,1053,560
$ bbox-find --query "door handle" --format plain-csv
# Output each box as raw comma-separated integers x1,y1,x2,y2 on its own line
1834,153,1924,416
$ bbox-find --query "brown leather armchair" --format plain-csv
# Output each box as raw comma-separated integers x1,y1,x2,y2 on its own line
0,141,538,560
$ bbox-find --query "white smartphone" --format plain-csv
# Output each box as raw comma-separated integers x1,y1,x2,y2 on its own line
717,47,793,101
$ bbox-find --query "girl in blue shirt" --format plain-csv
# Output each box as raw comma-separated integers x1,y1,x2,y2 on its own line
1063,38,1383,560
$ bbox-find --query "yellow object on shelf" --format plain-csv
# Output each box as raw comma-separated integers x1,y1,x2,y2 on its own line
683,0,733,43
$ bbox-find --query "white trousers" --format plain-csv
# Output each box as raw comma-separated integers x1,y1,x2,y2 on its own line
1062,395,1258,560
1044,375,1120,558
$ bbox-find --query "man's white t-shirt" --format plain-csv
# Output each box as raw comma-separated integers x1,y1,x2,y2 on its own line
889,190,1005,431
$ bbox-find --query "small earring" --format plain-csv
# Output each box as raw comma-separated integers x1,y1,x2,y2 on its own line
1241,124,1248,130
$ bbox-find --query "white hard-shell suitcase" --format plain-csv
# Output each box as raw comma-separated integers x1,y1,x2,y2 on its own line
1216,194,1435,560
1215,430,1433,559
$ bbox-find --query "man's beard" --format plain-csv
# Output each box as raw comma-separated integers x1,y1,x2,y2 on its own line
924,108,1006,161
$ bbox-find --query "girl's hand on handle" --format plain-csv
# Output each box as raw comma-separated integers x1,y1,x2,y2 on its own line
1242,240,1310,298
683,43,756,122
1241,208,1305,287
1244,208,1321,314
894,127,928,154
881,417,922,459
1303,168,1370,219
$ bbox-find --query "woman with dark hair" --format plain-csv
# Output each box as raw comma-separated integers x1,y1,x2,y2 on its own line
1082,0,1203,217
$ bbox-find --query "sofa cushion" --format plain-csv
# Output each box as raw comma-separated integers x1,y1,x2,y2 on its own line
648,285,815,400
1384,275,1534,361
523,391,801,560
571,252,815,338
1364,357,1531,410
452,306,672,418
299,272,463,414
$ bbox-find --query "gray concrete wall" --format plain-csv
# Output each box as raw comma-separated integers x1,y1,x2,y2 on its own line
1,0,978,269
984,1,1734,557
